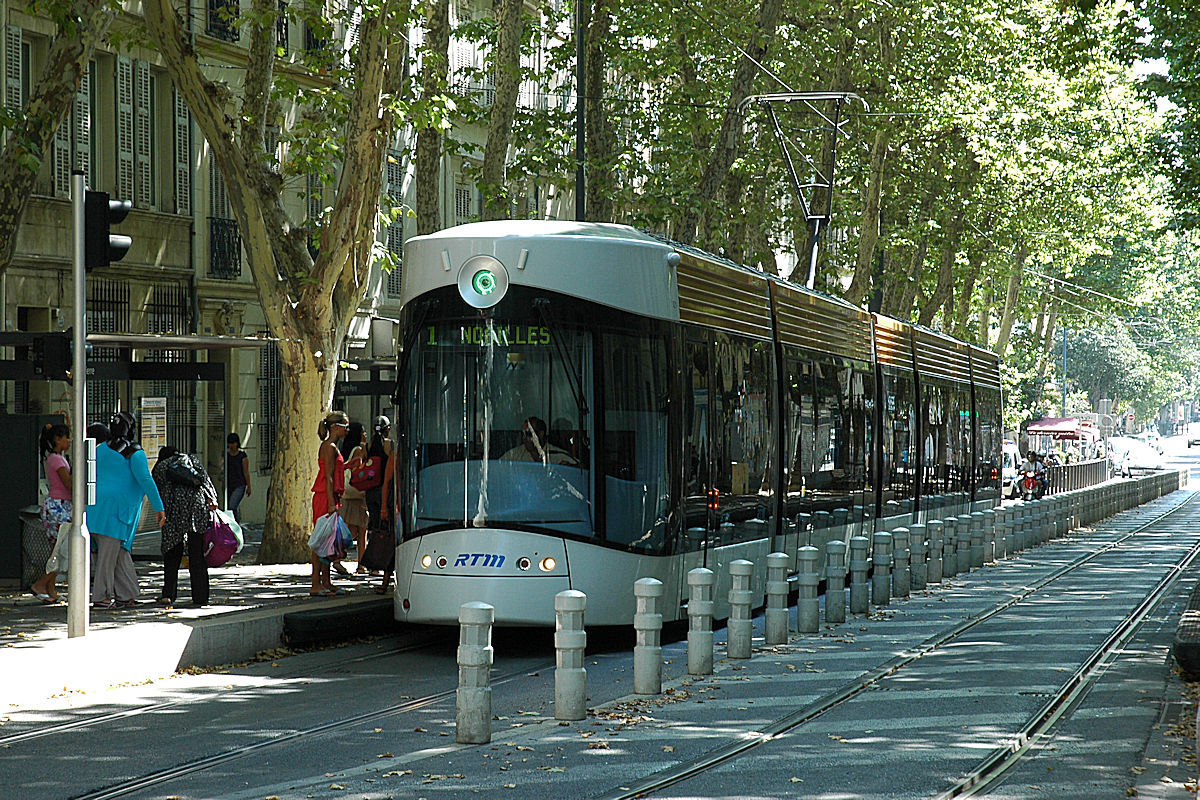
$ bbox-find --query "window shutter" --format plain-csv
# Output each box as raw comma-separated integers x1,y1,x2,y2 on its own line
134,60,153,208
116,56,135,201
173,87,191,215
4,26,21,114
53,118,71,198
306,173,322,221
210,158,229,219
385,149,403,200
75,64,92,180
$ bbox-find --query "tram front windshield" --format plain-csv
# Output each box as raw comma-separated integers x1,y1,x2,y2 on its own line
404,313,593,538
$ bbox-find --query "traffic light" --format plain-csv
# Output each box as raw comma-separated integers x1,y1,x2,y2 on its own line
31,332,71,380
84,190,132,271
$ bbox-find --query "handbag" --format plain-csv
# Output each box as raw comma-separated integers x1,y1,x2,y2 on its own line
166,457,204,488
350,456,383,492
203,513,239,567
360,527,396,571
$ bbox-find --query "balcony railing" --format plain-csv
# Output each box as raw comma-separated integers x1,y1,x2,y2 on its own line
207,0,240,42
209,217,242,279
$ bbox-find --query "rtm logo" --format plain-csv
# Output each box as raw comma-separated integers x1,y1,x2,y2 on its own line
455,553,505,568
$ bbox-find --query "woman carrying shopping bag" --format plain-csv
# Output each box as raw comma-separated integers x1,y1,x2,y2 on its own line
31,423,71,603
310,410,348,596
152,446,219,607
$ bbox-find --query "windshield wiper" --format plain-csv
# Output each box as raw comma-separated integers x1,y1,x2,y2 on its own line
533,297,589,418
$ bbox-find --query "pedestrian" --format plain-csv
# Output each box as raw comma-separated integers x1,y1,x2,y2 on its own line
152,446,219,607
88,411,165,609
310,410,348,596
30,423,71,604
339,421,371,574
225,432,251,522
373,451,398,595
363,416,393,574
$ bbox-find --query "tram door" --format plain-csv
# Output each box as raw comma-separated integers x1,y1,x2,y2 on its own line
682,336,711,590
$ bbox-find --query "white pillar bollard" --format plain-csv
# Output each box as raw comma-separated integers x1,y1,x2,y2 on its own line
871,532,892,607
957,514,975,572
727,559,755,659
981,509,996,563
554,590,587,721
797,546,821,633
825,540,848,624
849,536,870,614
633,578,664,695
892,527,910,599
927,520,944,584
765,553,790,644
456,601,494,744
909,523,927,591
942,517,958,576
687,568,715,676
969,511,985,569
795,512,812,548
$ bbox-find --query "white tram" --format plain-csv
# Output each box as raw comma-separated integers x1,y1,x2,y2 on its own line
390,221,1002,626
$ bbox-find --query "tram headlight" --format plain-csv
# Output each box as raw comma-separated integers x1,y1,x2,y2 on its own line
457,255,509,308
421,554,433,569
539,556,556,572
517,557,532,571
435,555,448,569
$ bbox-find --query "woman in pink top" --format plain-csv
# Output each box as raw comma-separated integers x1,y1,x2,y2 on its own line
31,423,71,603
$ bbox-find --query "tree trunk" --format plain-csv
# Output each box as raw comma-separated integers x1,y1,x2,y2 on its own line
479,0,524,221
977,284,991,348
145,0,405,561
415,0,450,235
952,249,983,338
675,0,782,245
993,243,1027,359
584,0,614,222
0,0,116,277
1035,298,1058,384
892,237,929,320
917,217,962,328
845,129,888,307
882,152,941,318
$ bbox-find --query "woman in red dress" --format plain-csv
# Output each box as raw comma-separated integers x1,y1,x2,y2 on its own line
310,410,349,596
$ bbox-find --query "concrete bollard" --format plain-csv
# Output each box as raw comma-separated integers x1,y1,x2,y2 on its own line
849,536,870,614
871,532,892,607
797,546,821,633
727,560,755,658
555,590,587,721
957,514,974,572
892,527,910,599
765,553,790,645
981,509,996,563
814,510,833,536
633,578,664,695
996,507,1011,559
969,512,985,569
687,568,716,675
927,520,943,584
942,517,958,576
825,540,848,624
909,524,927,591
456,601,494,744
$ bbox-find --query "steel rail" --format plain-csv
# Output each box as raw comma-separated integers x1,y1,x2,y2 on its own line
2,631,450,748
70,660,552,800
599,489,1198,800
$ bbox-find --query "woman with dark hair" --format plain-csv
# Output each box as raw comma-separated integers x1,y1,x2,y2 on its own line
310,410,348,596
339,421,370,574
87,411,165,609
30,423,71,603
152,445,219,607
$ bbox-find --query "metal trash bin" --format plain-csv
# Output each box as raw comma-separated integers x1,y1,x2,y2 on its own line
20,505,52,590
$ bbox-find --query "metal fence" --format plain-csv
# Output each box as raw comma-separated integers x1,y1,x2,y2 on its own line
1046,457,1110,494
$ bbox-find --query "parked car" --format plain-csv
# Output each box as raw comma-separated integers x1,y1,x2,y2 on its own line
1001,440,1020,499
1188,422,1200,448
1109,436,1163,477
1136,429,1163,454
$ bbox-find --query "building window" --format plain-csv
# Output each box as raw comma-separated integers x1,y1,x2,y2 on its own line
385,219,403,297
144,283,196,453
208,0,240,42
209,162,241,278
454,185,474,225
86,278,129,424
258,338,281,472
276,0,289,54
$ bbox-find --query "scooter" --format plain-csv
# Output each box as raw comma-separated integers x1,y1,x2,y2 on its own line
1021,470,1046,501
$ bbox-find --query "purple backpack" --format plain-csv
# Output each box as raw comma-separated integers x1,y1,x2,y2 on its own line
203,516,239,567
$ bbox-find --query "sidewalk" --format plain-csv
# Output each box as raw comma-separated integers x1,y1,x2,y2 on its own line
0,525,390,708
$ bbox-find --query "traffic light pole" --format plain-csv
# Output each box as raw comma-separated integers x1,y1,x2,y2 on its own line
69,171,90,637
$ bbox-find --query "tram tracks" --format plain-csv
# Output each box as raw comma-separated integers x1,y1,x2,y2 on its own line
601,490,1200,799
0,630,451,748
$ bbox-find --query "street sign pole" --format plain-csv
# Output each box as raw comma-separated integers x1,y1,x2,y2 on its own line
68,171,90,637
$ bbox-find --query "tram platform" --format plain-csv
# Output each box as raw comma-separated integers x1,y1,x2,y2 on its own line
0,525,394,708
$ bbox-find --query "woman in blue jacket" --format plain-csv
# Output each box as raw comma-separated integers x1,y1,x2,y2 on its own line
88,411,165,609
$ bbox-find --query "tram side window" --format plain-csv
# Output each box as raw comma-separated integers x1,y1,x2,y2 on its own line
716,338,773,544
683,337,710,534
952,386,973,497
783,352,816,520
848,365,874,534
976,387,1001,502
922,383,949,516
881,368,916,515
603,333,670,551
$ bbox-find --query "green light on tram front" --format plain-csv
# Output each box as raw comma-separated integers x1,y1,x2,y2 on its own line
472,269,497,296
